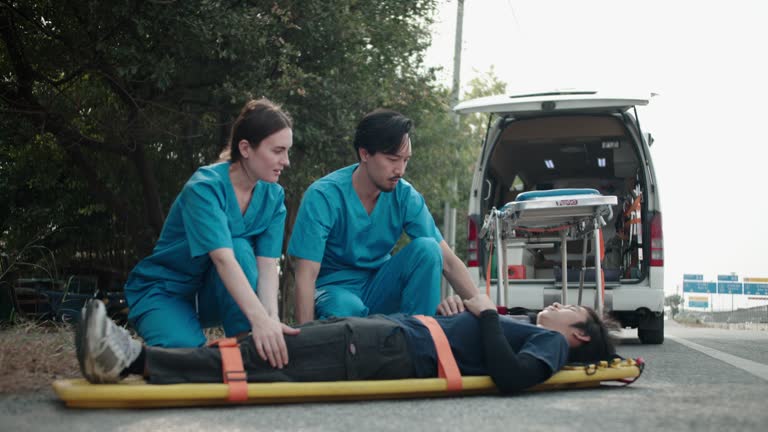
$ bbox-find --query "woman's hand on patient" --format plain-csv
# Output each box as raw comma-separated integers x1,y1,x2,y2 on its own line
251,316,300,369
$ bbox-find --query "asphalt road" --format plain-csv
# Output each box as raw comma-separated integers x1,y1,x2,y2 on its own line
2,319,768,432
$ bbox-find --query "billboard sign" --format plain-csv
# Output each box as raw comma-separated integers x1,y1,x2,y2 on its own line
745,277,768,283
717,282,743,294
688,295,709,308
683,281,717,293
744,283,768,296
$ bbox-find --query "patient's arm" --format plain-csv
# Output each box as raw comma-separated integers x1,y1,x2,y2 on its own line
478,310,552,394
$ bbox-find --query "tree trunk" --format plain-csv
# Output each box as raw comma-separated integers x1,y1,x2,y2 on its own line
131,141,165,237
279,198,301,323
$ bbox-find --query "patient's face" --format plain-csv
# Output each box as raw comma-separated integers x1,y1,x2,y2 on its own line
536,303,591,347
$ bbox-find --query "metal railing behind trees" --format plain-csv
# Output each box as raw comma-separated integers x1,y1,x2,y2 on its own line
694,305,768,324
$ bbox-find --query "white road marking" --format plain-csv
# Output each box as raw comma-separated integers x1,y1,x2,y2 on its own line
667,335,768,382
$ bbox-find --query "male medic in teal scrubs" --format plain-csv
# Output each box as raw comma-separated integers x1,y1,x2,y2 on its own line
288,109,480,324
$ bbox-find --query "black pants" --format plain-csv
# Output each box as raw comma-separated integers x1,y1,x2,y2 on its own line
145,316,415,384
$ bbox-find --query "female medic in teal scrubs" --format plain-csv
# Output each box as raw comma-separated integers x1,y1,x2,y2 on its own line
124,99,298,368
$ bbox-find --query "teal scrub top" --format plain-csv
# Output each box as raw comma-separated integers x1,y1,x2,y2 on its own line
287,164,442,288
125,161,286,314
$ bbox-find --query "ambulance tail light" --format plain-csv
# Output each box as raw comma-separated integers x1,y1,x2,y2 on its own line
650,212,664,267
467,217,479,267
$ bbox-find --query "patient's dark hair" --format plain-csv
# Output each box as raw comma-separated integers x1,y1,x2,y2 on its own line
353,109,412,160
567,307,618,363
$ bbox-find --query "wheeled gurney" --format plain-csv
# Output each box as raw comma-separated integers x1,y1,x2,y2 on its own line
480,188,617,315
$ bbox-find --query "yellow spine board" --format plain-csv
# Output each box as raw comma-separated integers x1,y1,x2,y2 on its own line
53,358,641,408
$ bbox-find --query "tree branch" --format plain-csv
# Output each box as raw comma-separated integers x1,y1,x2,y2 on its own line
0,1,70,47
0,8,35,103
61,145,137,223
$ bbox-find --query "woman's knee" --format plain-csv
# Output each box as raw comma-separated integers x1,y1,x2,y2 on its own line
135,313,206,348
205,238,259,290
154,332,207,348
231,237,256,260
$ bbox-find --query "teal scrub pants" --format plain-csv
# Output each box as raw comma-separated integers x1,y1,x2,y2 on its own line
132,238,257,347
314,237,443,319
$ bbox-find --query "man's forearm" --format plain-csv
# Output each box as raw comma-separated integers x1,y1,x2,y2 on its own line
443,253,480,299
293,259,321,324
439,241,480,299
294,280,315,324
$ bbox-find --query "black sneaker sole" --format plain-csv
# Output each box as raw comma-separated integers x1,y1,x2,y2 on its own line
77,300,104,383
74,302,88,380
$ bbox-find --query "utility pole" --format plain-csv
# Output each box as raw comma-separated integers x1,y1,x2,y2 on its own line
450,0,465,126
442,0,464,298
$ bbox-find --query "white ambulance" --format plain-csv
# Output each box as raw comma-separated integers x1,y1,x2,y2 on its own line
455,90,664,344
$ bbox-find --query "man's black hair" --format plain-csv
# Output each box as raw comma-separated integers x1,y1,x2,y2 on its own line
353,109,412,160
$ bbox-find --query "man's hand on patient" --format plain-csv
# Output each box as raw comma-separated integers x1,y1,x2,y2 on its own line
436,295,466,316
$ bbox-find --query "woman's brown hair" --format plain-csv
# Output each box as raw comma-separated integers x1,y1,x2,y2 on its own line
219,98,293,162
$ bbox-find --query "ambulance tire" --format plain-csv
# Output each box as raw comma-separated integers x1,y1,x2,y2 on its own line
638,314,664,344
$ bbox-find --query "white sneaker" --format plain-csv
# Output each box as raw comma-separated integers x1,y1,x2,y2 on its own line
76,300,142,383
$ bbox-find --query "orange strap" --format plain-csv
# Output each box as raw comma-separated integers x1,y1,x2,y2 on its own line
414,315,463,391
598,228,605,261
624,195,642,217
215,338,248,402
485,240,493,296
601,269,606,304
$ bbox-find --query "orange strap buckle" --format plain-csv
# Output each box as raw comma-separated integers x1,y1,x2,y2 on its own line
214,337,248,402
414,315,463,391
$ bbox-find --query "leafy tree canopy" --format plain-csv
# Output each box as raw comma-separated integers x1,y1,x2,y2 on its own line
0,1,507,302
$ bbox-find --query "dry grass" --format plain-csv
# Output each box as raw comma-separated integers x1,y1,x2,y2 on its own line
0,318,228,395
0,320,80,394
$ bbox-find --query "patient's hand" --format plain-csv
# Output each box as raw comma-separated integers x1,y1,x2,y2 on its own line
463,294,497,317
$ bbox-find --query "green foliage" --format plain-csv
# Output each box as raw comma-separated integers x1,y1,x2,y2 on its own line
1,0,441,274
406,69,506,260
665,294,682,318
461,67,508,140
1,0,507,300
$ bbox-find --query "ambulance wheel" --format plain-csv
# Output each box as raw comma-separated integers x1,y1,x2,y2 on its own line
638,314,664,344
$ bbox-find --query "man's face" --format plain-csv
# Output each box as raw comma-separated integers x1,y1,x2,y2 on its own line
361,134,412,192
536,303,592,347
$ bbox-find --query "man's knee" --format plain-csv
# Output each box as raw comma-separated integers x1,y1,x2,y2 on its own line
316,290,369,319
407,237,442,265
